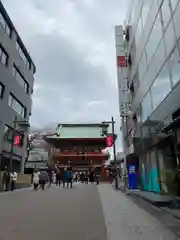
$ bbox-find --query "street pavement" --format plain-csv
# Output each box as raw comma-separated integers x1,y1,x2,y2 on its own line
0,183,179,240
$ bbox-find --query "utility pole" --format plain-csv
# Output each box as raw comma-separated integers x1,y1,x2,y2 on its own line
9,116,18,172
111,116,118,189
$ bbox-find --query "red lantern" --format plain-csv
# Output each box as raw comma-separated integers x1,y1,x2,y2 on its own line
106,136,113,147
13,135,21,146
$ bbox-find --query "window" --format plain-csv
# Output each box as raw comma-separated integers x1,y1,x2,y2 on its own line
141,0,152,28
170,0,179,12
161,0,172,29
16,40,31,70
141,91,153,122
0,13,11,37
138,50,147,82
164,20,176,57
135,16,143,46
0,46,8,66
151,62,172,111
169,46,180,86
146,13,163,64
0,82,4,99
8,94,26,118
12,65,29,93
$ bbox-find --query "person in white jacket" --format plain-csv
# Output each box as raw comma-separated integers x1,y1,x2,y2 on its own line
33,170,40,190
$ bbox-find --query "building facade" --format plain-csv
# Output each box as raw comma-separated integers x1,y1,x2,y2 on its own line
116,0,180,194
0,2,36,172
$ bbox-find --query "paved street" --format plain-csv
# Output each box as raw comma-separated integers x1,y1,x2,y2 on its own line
0,183,179,240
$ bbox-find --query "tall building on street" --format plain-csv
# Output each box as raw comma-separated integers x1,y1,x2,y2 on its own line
116,0,180,194
0,2,36,172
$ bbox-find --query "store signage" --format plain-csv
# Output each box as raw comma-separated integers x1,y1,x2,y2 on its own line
117,56,127,67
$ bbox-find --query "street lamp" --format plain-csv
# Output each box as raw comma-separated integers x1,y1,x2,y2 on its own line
101,116,118,189
9,116,30,172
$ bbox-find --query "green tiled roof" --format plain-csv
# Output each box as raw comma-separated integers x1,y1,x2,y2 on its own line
56,123,108,139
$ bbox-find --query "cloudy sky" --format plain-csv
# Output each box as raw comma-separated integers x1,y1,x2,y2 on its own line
3,0,128,151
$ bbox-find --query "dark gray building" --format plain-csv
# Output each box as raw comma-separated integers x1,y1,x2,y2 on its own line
0,2,36,172
116,0,180,194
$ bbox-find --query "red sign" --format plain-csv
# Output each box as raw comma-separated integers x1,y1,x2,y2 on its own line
106,136,113,147
117,56,127,67
13,136,21,146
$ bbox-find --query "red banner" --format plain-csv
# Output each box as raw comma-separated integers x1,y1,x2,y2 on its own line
117,56,127,67
13,135,21,146
106,136,113,147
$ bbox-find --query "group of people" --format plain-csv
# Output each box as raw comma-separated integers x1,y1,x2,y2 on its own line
32,167,101,190
33,166,73,190
2,166,17,191
73,171,100,184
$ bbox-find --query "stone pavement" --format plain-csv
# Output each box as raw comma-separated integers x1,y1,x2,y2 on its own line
0,183,179,240
0,184,107,240
99,184,180,240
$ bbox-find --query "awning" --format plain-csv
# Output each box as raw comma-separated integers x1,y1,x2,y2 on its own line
161,116,180,133
0,151,22,162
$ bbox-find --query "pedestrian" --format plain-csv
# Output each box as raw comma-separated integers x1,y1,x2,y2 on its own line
10,171,17,191
89,171,94,184
66,169,73,188
85,172,88,184
63,168,67,188
2,166,10,191
47,167,53,187
96,172,100,185
55,166,61,186
39,171,48,190
33,170,40,190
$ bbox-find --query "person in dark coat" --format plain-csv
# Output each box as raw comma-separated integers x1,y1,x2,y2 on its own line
2,166,10,191
89,171,94,184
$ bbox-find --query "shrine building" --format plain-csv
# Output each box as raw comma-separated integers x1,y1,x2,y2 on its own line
44,123,112,174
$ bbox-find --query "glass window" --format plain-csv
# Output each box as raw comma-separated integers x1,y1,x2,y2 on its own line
0,82,4,99
141,0,152,28
0,13,11,37
12,64,29,93
135,16,143,46
141,91,153,122
164,20,176,57
151,62,172,110
8,94,26,118
16,40,30,70
170,0,179,12
146,13,163,64
161,0,172,29
169,46,180,86
0,46,8,66
138,51,147,82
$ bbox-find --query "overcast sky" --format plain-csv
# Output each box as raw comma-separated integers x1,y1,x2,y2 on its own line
3,0,128,151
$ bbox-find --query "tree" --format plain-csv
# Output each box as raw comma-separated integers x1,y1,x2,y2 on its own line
25,132,42,163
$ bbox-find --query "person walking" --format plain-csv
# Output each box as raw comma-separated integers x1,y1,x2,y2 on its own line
10,171,17,191
89,171,94,184
33,170,40,190
67,169,73,188
55,166,61,186
2,167,10,191
39,171,48,190
95,172,100,185
63,168,67,188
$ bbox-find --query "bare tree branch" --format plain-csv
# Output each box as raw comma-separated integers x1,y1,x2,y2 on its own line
25,132,42,163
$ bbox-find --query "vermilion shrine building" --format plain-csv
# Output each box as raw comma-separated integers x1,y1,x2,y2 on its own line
44,123,112,174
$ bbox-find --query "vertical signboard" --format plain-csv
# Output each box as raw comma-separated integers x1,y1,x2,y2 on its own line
127,164,138,189
115,26,130,117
